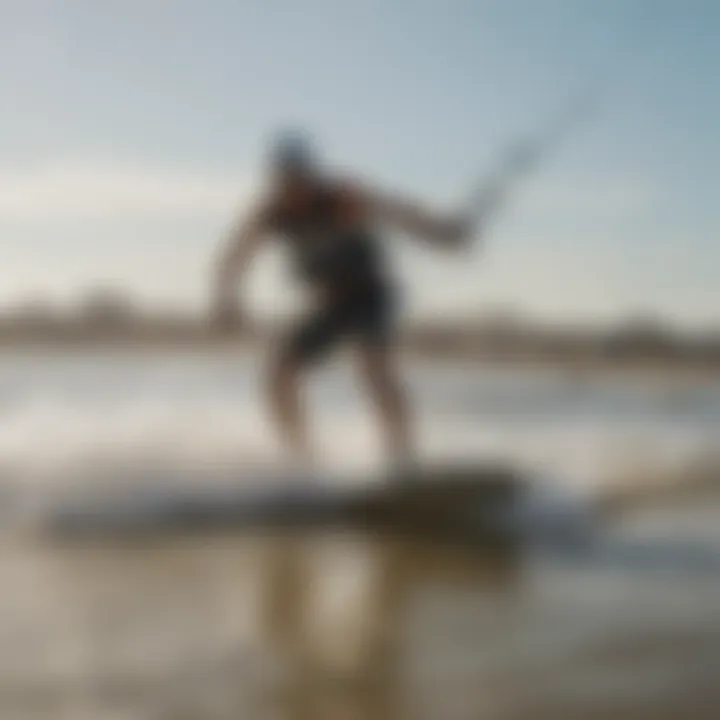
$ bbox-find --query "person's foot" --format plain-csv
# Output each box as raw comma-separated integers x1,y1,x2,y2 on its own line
276,451,317,483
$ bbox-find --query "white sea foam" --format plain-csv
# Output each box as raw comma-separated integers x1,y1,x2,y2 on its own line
0,352,717,512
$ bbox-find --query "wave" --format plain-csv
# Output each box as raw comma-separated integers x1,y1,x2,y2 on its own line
0,351,717,530
0,392,717,516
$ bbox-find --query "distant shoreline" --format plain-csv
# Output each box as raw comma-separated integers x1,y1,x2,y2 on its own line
1,333,718,381
2,295,719,378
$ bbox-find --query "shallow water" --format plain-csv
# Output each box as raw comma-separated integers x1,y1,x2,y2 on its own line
1,517,719,719
0,350,718,719
1,350,718,492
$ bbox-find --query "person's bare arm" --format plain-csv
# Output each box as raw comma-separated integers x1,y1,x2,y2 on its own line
357,184,473,249
212,203,270,323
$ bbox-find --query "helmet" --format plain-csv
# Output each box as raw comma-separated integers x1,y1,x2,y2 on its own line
268,128,316,172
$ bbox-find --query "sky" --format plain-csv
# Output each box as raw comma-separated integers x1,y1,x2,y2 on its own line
1,0,718,328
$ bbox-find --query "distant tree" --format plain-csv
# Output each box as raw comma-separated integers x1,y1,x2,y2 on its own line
3,298,60,330
78,287,139,330
602,316,680,359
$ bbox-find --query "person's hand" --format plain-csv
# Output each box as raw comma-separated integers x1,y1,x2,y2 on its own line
442,215,474,249
211,295,246,334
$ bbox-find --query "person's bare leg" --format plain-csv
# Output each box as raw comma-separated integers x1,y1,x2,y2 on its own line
356,344,413,468
267,354,313,465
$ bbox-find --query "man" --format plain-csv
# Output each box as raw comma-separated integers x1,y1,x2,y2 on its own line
212,130,474,473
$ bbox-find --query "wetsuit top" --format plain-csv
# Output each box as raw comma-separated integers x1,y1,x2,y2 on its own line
264,179,387,298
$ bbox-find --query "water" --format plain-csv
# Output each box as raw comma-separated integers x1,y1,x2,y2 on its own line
0,349,718,719
1,350,718,492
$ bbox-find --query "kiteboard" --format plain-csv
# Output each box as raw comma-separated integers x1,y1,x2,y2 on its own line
43,462,523,542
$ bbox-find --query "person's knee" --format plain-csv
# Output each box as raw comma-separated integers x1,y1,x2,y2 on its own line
267,351,300,398
360,347,400,395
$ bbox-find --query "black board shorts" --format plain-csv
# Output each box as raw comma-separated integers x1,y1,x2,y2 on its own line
282,281,397,366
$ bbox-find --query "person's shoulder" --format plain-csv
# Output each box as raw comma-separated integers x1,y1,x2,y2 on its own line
248,192,280,227
323,174,370,210
324,173,364,194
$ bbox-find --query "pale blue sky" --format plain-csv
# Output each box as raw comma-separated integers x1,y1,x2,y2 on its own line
1,0,718,327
